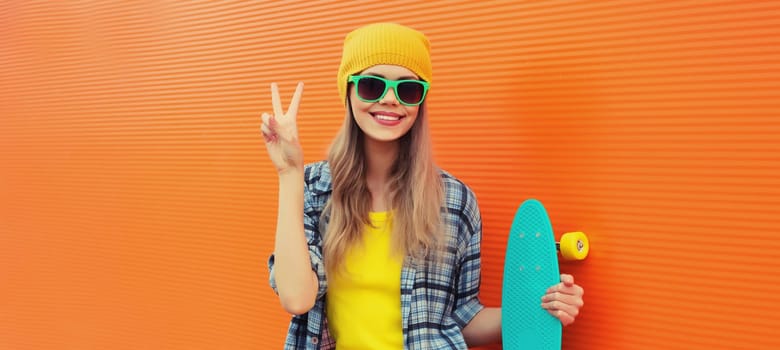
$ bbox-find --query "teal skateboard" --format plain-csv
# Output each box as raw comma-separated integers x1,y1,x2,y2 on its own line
501,199,589,349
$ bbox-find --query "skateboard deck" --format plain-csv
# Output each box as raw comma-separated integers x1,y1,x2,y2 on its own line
502,199,562,349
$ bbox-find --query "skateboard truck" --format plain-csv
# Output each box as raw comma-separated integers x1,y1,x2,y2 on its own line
555,231,590,261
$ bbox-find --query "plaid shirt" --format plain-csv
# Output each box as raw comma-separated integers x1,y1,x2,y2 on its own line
268,161,484,349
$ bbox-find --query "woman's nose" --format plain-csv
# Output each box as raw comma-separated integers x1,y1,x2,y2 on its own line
379,87,399,105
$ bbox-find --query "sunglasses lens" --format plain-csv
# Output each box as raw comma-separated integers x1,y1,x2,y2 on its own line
356,77,386,101
397,82,425,105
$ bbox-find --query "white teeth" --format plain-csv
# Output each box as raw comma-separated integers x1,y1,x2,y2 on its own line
374,114,400,121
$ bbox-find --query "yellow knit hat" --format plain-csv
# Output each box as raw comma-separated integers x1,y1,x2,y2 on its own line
337,23,432,106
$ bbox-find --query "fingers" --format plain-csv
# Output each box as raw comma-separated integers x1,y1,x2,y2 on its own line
265,82,303,144
560,274,575,286
271,83,284,117
545,308,576,326
541,291,583,308
542,275,584,327
547,275,584,296
286,82,304,119
261,113,277,143
541,292,582,326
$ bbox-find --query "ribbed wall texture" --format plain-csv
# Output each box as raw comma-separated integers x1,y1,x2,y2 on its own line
2,1,779,349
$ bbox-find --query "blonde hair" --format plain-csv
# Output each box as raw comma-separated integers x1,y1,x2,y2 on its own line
322,101,443,274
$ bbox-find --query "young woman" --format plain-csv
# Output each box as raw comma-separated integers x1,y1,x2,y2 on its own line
262,23,584,349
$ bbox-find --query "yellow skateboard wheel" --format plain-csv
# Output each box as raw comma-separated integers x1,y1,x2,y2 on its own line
559,231,589,261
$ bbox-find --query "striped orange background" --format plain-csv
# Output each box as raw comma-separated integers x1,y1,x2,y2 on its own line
2,1,779,349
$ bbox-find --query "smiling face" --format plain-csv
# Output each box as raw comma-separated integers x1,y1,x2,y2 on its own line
349,65,422,143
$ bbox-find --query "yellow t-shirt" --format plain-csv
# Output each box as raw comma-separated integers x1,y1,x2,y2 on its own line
326,211,404,349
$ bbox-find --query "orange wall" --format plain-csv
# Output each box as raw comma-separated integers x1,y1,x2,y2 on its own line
2,1,779,349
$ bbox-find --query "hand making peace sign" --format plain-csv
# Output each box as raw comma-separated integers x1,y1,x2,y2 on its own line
261,82,304,174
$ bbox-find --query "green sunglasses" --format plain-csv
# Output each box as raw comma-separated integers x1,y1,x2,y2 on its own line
348,75,430,106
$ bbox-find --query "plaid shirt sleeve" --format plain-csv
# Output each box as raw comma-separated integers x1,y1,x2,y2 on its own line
453,188,484,329
451,183,485,328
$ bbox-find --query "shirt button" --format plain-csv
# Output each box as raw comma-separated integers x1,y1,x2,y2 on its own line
311,337,319,345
